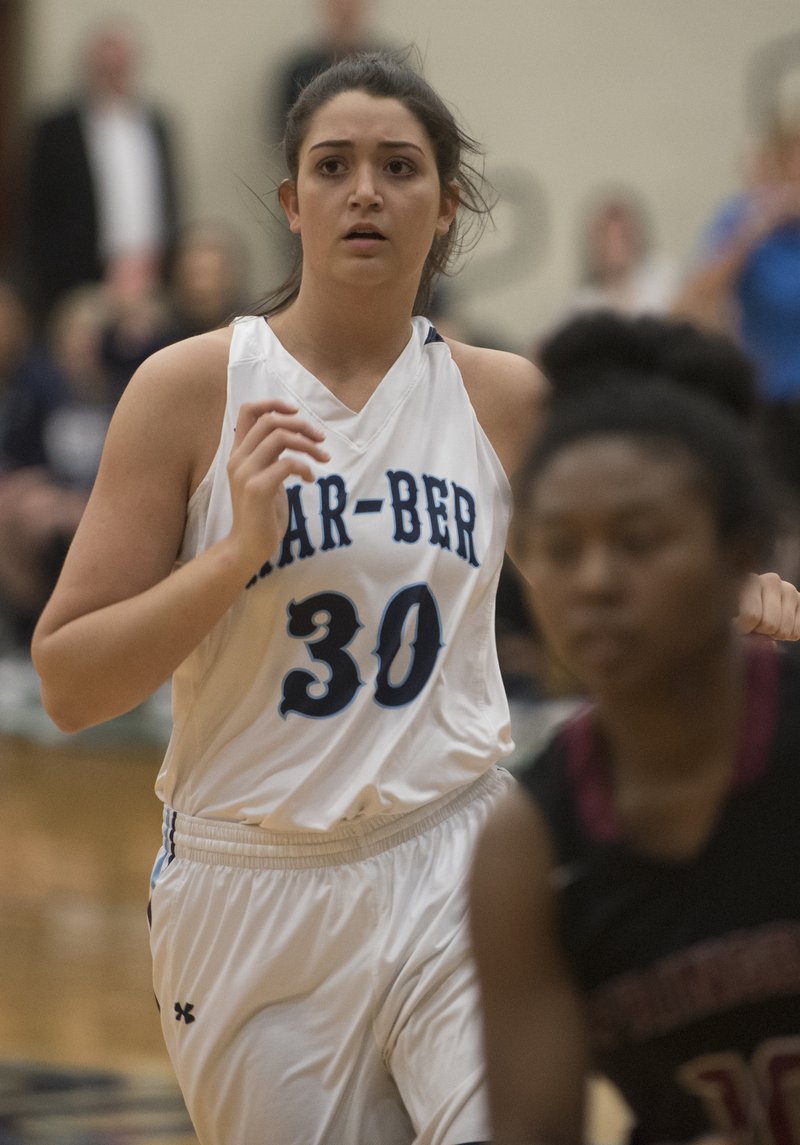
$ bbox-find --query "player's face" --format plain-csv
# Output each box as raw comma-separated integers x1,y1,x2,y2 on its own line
516,436,744,698
280,90,457,295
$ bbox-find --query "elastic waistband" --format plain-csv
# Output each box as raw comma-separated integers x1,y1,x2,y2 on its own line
161,768,508,870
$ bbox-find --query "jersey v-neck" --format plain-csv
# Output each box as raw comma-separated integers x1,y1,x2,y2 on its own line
257,315,432,451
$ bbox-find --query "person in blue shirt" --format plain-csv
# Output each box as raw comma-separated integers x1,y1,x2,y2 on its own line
675,116,800,572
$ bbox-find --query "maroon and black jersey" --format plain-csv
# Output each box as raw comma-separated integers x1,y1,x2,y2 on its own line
518,638,800,1144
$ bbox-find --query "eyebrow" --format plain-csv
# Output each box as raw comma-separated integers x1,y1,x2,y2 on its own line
532,500,669,525
308,139,426,154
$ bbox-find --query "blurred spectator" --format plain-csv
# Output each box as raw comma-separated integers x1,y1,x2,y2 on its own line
271,0,382,141
0,280,62,470
161,220,251,340
22,19,181,325
0,283,117,648
99,219,252,392
555,188,679,324
99,281,172,396
674,114,800,574
43,286,118,485
673,115,800,368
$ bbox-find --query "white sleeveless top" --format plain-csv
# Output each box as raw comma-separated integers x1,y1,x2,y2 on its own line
155,315,513,831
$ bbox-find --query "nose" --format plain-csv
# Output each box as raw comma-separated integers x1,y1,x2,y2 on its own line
348,163,382,209
572,542,620,598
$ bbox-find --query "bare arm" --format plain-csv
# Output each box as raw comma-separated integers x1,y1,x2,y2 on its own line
32,331,329,732
448,341,548,480
470,786,588,1145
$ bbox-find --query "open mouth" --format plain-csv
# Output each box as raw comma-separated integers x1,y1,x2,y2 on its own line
345,228,386,241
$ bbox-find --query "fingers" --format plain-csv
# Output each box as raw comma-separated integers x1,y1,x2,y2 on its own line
774,579,800,641
239,426,330,478
237,447,319,492
734,571,800,641
733,571,768,635
234,399,304,440
224,402,330,574
231,401,330,477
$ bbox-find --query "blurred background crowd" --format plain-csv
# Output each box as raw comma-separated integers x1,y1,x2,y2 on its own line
2,0,800,742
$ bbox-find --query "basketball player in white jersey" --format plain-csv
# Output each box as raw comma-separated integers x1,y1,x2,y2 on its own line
32,52,800,1145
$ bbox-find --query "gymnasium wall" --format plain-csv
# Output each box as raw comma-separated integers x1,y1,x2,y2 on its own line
18,0,800,350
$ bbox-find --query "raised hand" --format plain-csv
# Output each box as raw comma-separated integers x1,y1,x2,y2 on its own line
735,571,800,641
226,399,330,576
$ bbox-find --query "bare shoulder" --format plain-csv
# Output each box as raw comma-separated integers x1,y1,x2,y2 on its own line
122,325,232,414
33,326,235,636
447,338,548,478
111,325,233,491
474,782,553,880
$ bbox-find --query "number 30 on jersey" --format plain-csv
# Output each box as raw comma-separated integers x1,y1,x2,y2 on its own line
279,583,443,718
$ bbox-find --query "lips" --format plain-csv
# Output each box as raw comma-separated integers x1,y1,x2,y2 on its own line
344,224,386,240
569,623,633,668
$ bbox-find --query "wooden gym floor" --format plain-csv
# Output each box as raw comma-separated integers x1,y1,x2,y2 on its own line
0,733,198,1143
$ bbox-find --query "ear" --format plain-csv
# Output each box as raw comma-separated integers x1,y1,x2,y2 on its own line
435,180,460,236
279,178,301,235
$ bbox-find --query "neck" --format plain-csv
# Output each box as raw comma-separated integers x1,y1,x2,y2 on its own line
597,637,746,783
270,276,418,375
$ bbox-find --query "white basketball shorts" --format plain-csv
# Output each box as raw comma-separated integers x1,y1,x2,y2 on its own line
148,766,514,1145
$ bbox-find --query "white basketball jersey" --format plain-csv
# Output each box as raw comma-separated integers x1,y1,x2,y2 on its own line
155,315,513,831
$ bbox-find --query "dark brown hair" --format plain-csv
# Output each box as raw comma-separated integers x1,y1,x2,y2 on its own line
257,50,491,316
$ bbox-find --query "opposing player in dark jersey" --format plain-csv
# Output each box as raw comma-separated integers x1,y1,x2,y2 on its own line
470,377,800,1145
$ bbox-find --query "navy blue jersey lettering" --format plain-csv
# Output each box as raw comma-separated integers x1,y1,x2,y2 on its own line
280,592,364,717
452,483,479,568
317,475,352,551
422,474,451,551
387,470,422,543
278,484,315,567
374,583,443,707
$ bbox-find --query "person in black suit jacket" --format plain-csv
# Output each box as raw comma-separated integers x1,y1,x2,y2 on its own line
23,21,181,323
271,0,381,141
